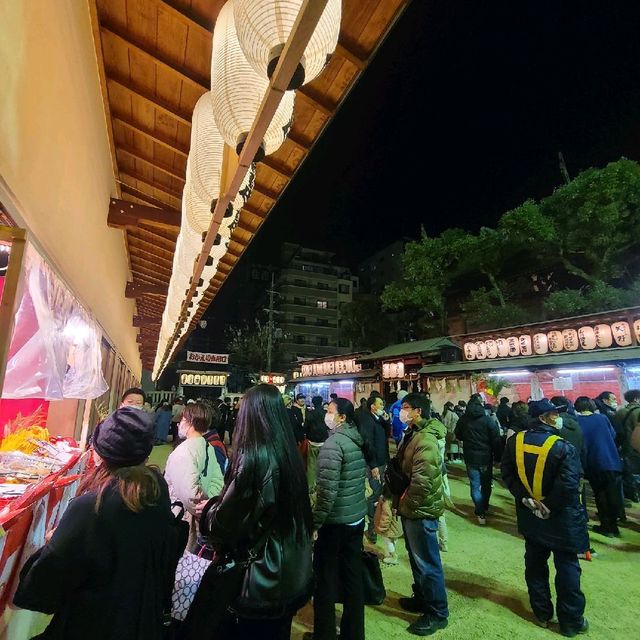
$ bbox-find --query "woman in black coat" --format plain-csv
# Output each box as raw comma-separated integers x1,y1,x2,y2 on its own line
14,407,184,640
192,384,314,639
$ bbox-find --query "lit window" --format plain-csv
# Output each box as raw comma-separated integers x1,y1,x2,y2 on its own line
317,300,328,309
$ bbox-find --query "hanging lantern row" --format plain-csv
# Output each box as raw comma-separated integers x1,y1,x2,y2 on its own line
234,0,341,90
154,0,342,378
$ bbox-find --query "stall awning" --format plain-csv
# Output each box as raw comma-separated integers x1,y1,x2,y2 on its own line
291,369,379,384
358,337,460,363
418,347,640,376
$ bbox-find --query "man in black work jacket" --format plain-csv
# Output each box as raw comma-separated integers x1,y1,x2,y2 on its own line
501,399,589,638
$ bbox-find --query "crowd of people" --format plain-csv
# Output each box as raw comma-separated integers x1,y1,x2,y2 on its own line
11,383,640,639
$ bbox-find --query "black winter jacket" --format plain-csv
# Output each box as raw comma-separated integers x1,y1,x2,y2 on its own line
200,449,313,619
358,410,390,469
305,407,329,443
558,414,584,470
455,401,501,466
501,423,588,553
314,422,367,528
14,472,182,640
288,406,306,443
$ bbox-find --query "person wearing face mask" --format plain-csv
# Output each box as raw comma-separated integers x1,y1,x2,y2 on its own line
308,398,367,640
550,397,585,468
164,402,225,551
289,393,308,444
395,394,449,637
501,398,589,637
357,396,391,543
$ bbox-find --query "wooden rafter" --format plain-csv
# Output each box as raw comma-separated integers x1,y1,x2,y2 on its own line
259,157,293,179
113,116,189,157
156,0,214,34
119,170,182,202
107,74,193,127
100,23,208,90
252,183,280,202
297,87,334,116
117,144,186,183
242,203,268,218
335,42,367,70
287,131,311,151
127,235,175,262
108,197,181,229
125,281,168,297
129,250,174,276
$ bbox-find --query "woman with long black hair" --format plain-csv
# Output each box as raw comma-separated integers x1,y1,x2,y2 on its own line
193,383,313,639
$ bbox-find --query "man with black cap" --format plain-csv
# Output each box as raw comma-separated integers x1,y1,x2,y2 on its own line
501,399,589,637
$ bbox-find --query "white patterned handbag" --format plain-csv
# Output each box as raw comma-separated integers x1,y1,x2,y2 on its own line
171,550,212,621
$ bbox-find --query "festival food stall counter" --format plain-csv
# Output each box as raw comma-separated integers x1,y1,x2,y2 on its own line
0,227,108,635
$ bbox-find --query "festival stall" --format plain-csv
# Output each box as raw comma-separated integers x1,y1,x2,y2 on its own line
291,353,379,403
419,309,640,406
0,226,117,634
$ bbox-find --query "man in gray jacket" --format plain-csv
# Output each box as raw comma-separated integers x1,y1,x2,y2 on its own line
306,398,367,640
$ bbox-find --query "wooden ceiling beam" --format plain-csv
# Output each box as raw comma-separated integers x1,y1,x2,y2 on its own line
129,250,173,277
120,186,182,220
107,74,193,127
127,234,175,262
133,316,161,328
335,42,366,70
129,262,172,284
119,170,183,201
243,203,268,218
136,226,177,250
126,281,168,297
252,183,280,202
100,22,208,90
296,87,334,116
108,197,180,230
113,116,189,157
233,220,256,234
287,131,310,152
157,0,214,35
259,157,293,179
117,144,186,183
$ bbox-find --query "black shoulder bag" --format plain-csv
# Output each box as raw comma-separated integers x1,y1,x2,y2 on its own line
384,433,411,496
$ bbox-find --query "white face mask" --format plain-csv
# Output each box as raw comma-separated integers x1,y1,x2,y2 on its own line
554,416,563,429
325,413,337,430
399,408,411,424
375,408,384,417
608,400,618,410
178,421,189,439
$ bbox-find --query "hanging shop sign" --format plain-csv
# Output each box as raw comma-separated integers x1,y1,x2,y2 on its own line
553,377,573,391
179,371,228,387
301,358,362,377
186,351,229,364
463,320,637,361
382,361,405,379
260,373,286,385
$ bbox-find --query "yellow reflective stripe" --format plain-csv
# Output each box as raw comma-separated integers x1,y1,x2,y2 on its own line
515,432,561,501
515,432,535,499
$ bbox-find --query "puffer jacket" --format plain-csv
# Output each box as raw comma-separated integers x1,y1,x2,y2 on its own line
455,401,501,466
397,418,446,520
314,422,367,528
200,449,313,619
501,423,588,554
374,495,403,539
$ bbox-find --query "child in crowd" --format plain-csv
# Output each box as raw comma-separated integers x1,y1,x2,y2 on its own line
374,485,403,565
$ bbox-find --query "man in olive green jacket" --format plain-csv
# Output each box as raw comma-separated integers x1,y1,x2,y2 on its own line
397,393,449,636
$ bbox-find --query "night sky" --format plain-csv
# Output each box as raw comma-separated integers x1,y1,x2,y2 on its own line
201,0,640,333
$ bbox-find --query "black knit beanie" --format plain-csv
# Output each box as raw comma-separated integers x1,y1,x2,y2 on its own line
93,406,154,467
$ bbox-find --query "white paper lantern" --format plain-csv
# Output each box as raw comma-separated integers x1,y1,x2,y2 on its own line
496,338,509,358
578,326,597,350
594,324,613,348
547,330,563,352
485,340,498,359
562,329,579,351
475,342,487,360
611,321,632,347
507,336,520,356
519,335,532,356
211,2,296,160
533,333,548,355
464,343,477,360
233,0,341,89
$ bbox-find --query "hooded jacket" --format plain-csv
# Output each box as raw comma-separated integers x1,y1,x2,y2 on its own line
455,401,501,466
397,417,446,520
314,422,368,528
501,423,588,553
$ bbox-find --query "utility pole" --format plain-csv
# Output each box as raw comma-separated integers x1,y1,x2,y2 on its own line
558,151,571,185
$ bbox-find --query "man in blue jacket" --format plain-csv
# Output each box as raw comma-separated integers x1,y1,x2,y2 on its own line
502,399,588,638
390,390,408,444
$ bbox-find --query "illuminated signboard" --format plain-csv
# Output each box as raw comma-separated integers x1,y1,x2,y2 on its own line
301,358,362,378
382,361,405,379
259,373,286,385
186,351,229,364
179,372,228,387
463,320,637,361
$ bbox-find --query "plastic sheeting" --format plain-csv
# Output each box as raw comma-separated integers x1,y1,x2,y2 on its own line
2,246,108,400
